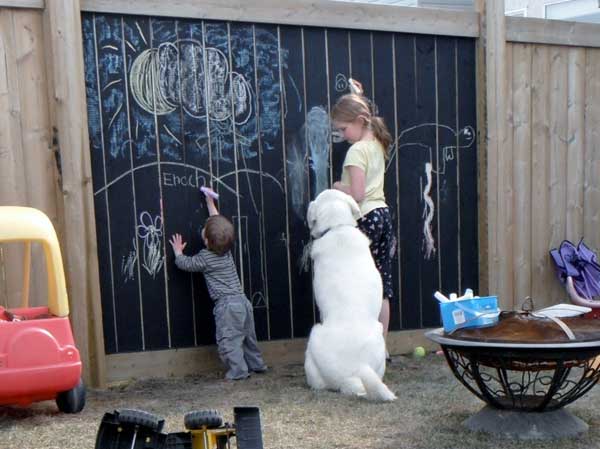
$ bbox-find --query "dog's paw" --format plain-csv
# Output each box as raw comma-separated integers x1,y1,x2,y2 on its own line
340,377,367,397
380,389,397,402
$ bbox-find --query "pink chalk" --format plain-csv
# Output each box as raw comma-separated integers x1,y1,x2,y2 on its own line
200,186,219,200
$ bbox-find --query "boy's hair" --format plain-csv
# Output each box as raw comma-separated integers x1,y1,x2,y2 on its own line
204,215,235,256
331,91,392,158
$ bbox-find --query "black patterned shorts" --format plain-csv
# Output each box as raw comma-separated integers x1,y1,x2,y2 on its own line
357,207,395,301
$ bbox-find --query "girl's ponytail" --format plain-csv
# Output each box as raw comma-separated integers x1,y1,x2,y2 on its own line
348,78,363,95
370,116,392,159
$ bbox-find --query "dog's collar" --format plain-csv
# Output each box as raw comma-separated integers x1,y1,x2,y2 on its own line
312,223,356,240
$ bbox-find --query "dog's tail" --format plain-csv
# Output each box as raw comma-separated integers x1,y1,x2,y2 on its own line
357,365,397,402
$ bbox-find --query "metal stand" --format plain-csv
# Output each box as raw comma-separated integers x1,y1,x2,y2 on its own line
464,405,588,440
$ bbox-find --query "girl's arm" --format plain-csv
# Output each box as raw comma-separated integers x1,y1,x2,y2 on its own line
334,166,366,203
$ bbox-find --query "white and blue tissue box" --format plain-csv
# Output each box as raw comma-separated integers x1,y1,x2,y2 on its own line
439,296,499,333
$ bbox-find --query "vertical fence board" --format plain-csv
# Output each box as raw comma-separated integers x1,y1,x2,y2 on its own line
14,10,54,307
497,43,513,308
530,44,553,307
566,47,585,243
548,46,569,304
511,43,531,306
0,9,27,309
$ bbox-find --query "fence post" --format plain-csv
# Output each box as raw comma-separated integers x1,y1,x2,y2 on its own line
479,0,512,310
43,0,106,387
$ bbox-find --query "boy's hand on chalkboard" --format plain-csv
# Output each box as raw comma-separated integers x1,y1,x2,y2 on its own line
169,233,187,256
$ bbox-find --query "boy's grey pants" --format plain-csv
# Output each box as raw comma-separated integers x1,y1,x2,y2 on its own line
214,295,266,380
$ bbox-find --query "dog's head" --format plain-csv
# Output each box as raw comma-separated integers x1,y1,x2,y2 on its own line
307,189,361,238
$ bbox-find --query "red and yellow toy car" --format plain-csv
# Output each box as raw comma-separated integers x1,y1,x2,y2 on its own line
0,206,85,413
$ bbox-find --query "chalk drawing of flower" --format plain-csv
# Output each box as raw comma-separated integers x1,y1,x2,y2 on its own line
137,211,164,277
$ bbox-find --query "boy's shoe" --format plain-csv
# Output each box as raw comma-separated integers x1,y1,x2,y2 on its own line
225,371,250,381
251,366,269,374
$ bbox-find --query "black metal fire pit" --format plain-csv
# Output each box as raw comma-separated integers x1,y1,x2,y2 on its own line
426,311,600,439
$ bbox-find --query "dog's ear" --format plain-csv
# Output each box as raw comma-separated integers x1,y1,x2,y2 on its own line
306,200,317,230
344,195,361,220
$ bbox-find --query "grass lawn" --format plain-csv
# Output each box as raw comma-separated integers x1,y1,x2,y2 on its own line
1,353,599,448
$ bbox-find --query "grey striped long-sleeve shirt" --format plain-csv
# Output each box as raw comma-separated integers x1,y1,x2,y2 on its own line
175,249,244,302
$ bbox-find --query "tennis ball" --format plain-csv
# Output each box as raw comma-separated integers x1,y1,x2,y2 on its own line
413,346,426,358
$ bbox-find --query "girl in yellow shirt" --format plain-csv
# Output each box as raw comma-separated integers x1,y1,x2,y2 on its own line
331,80,395,354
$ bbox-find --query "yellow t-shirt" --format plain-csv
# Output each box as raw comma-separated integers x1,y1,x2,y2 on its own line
341,139,388,216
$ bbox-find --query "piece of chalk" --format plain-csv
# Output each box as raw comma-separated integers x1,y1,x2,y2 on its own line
434,291,449,303
200,186,219,200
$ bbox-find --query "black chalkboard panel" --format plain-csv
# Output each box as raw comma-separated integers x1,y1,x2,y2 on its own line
82,13,479,354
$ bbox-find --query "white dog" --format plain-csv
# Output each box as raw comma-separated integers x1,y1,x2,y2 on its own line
304,189,396,401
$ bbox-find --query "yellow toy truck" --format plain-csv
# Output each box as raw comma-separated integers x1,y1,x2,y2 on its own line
94,407,263,449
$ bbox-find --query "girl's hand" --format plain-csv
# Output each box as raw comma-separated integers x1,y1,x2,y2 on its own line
169,233,187,256
333,181,348,193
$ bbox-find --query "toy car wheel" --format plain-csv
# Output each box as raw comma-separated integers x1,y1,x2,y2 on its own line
184,409,223,429
115,409,165,432
56,378,86,413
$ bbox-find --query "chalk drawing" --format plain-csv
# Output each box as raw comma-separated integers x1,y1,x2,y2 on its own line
255,27,284,151
287,105,331,218
388,123,475,259
129,47,176,115
306,106,330,196
421,163,436,259
94,161,224,196
129,40,253,124
232,72,253,125
334,73,348,92
287,133,308,218
121,238,138,282
252,291,267,309
387,123,475,174
162,170,207,189
128,37,260,164
136,211,164,277
90,20,286,167
279,46,301,117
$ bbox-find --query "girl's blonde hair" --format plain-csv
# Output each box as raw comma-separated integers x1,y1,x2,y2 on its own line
331,80,392,158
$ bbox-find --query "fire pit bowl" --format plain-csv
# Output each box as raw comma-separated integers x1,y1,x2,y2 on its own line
426,311,600,439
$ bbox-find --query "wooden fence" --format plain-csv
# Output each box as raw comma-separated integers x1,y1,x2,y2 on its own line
488,17,600,311
0,0,599,385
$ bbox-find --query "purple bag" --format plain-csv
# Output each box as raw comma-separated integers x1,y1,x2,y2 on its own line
550,239,600,300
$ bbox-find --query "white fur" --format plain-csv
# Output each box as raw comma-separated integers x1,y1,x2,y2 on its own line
304,189,396,401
